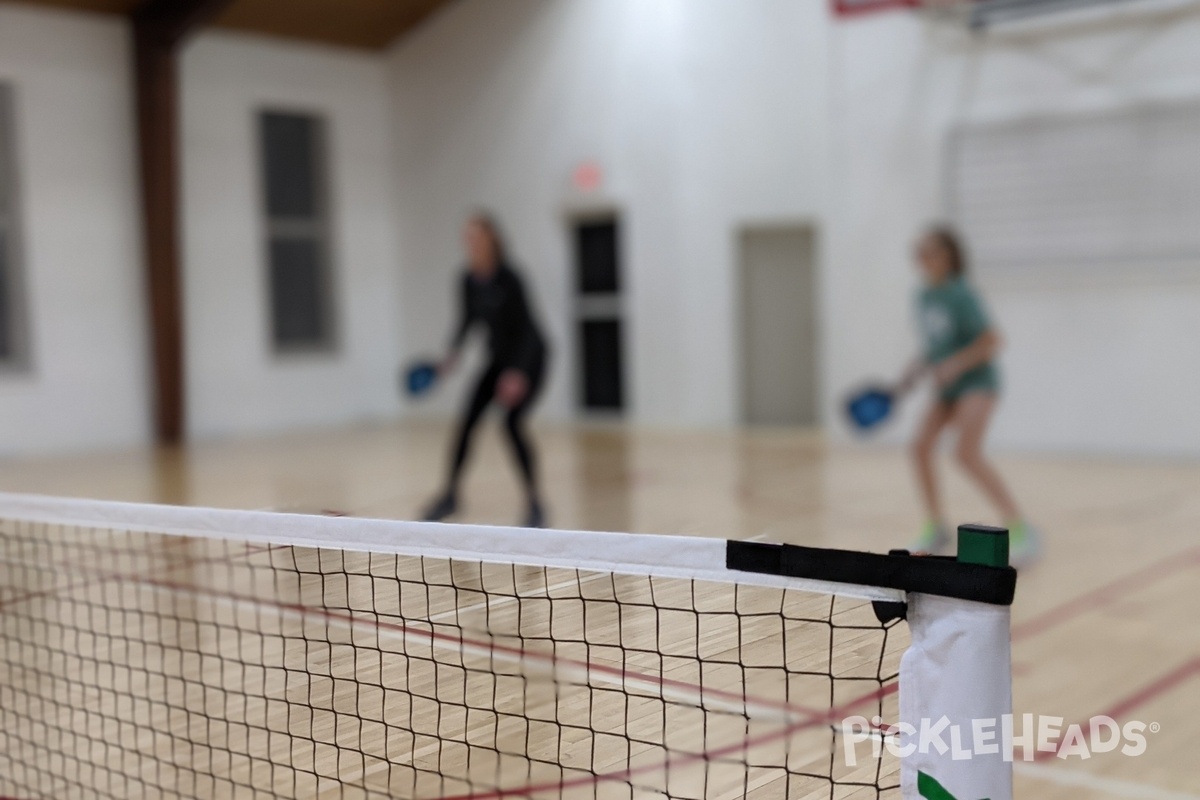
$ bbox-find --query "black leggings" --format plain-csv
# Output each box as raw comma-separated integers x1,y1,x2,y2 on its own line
446,360,545,500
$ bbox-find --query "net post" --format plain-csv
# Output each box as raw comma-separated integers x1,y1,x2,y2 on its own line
899,522,1016,799
956,523,1009,568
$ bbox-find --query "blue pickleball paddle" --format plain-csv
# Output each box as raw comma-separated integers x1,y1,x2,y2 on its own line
845,385,894,432
402,360,439,398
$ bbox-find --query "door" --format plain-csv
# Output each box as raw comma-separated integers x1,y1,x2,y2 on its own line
572,215,625,413
740,226,819,426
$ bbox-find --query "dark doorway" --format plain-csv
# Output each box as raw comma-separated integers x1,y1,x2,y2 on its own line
572,216,625,413
580,318,623,409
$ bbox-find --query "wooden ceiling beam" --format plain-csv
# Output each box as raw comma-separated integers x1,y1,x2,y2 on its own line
7,0,454,49
16,0,450,443
212,0,452,50
132,0,234,445
133,0,232,47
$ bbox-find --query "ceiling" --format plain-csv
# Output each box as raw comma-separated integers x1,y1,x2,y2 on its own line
8,0,455,49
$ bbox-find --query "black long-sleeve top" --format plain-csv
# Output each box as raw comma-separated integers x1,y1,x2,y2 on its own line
451,264,547,375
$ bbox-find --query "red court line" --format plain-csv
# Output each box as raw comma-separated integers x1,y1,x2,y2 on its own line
0,542,283,612
139,573,840,720
1010,545,1200,762
0,572,107,612
1012,545,1200,642
6,533,902,798
1031,658,1200,763
12,548,892,793
0,529,191,605
1102,658,1200,722
11,545,810,718
440,681,900,800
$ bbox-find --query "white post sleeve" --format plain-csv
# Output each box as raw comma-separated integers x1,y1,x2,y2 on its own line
900,593,1013,800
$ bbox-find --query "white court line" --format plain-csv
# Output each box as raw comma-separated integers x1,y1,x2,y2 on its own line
1015,762,1200,800
0,542,808,722
166,584,807,724
175,583,815,791
2,547,814,722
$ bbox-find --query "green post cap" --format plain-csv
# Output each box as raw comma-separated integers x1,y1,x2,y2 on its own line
956,523,1009,568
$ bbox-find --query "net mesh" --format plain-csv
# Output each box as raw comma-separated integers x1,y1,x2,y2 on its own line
0,514,906,799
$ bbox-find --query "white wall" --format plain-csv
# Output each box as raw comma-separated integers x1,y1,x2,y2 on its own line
388,0,831,427
0,6,148,455
389,0,1200,457
827,2,1200,456
4,0,1197,457
181,33,403,439
0,10,407,454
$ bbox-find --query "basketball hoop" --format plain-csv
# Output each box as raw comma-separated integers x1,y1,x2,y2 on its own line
832,0,1152,28
830,0,923,16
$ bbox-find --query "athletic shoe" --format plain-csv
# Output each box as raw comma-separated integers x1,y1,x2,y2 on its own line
523,500,546,529
908,521,950,555
1008,521,1042,570
421,493,458,522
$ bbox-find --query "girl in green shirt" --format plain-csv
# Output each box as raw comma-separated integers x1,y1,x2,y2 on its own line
897,227,1038,565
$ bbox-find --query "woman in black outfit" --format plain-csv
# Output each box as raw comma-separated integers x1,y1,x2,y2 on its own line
422,214,549,527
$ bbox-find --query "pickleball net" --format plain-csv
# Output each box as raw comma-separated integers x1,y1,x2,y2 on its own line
0,494,1015,800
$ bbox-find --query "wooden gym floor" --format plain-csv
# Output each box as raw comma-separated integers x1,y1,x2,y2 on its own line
0,419,1196,798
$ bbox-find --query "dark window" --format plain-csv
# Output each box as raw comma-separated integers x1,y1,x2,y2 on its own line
0,84,27,368
269,238,329,347
580,318,623,410
262,113,321,220
575,220,620,294
259,111,336,353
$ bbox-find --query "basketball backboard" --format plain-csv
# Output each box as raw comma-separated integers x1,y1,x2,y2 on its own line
832,0,1150,28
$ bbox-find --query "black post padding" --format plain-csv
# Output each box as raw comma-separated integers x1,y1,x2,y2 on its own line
727,540,1016,606
872,600,908,624
725,541,784,576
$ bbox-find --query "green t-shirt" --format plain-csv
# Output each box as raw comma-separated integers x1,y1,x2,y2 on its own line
917,277,999,401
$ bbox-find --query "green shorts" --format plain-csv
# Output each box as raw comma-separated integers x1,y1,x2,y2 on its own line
938,363,1000,404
